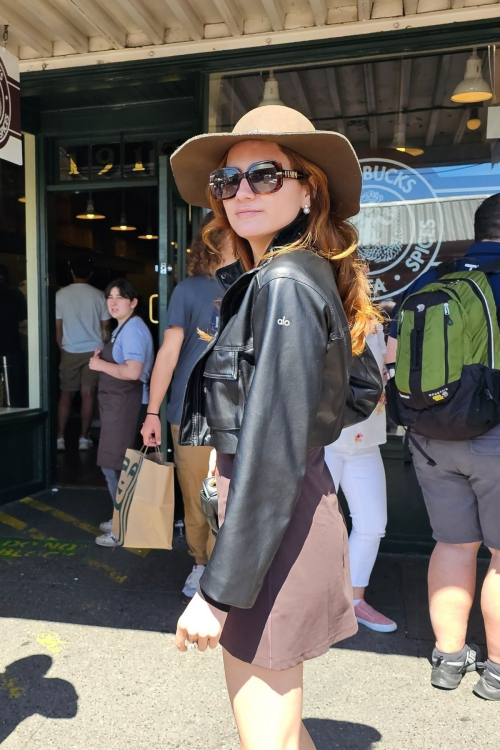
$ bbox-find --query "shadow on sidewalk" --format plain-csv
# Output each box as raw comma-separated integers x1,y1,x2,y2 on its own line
304,718,382,749
0,655,78,742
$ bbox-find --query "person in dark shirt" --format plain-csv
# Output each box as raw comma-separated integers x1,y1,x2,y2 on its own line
387,193,500,700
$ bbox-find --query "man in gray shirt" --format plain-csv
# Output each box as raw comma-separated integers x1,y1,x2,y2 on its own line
142,218,234,599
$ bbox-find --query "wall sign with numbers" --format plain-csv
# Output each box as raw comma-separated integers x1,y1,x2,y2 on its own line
57,140,156,182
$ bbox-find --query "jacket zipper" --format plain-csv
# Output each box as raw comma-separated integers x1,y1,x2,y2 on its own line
460,279,494,368
443,302,450,384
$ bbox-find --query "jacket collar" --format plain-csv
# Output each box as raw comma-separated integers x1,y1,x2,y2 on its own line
466,241,500,257
215,212,309,291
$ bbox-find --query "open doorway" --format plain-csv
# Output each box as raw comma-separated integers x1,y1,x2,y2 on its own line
48,187,161,489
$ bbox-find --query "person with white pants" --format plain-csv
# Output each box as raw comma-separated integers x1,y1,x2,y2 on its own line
325,323,397,633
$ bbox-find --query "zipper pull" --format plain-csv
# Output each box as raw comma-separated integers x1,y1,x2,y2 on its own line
398,309,405,335
444,302,453,324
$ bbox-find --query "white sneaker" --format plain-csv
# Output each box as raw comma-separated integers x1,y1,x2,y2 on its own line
182,564,206,598
95,532,117,547
56,437,65,451
99,519,113,533
79,436,93,451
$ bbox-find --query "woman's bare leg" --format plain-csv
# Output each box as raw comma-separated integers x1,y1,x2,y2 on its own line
223,648,316,750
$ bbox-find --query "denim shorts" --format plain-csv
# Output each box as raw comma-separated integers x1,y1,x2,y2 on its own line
411,423,500,550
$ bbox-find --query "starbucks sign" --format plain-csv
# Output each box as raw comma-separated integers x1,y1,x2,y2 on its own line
0,48,21,166
353,158,444,300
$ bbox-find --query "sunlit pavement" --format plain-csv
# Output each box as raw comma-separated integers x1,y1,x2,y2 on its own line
0,488,496,750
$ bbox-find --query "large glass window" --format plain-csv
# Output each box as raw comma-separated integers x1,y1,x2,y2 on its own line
210,49,499,437
209,49,499,303
0,135,40,412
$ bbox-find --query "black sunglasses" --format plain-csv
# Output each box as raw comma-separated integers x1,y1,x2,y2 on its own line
209,160,306,201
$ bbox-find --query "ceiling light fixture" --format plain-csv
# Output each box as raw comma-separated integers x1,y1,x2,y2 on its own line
18,196,26,204
111,191,136,231
466,107,482,131
76,192,105,220
258,70,285,107
451,48,492,104
138,189,158,239
390,125,424,157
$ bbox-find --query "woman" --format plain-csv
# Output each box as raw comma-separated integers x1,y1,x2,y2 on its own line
169,105,380,750
89,278,154,547
141,216,235,598
324,322,397,633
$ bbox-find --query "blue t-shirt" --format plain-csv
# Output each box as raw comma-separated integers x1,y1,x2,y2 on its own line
166,275,225,425
389,241,500,339
112,316,154,404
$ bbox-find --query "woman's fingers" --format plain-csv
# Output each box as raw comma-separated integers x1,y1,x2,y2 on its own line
175,624,188,652
208,449,217,477
196,635,209,652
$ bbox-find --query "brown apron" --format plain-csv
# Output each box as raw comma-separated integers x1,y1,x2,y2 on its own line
97,316,144,471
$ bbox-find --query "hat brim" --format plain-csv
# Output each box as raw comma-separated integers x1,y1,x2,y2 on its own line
170,131,361,221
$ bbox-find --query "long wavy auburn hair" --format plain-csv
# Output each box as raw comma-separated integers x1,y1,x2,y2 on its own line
187,211,227,277
202,145,380,356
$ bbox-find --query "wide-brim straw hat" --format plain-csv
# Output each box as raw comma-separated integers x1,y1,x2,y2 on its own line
170,105,361,220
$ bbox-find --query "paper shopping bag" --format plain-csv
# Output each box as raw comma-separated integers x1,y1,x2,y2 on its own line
111,447,174,550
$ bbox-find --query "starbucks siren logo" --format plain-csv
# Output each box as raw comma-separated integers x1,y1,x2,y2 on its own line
353,158,444,300
0,56,11,148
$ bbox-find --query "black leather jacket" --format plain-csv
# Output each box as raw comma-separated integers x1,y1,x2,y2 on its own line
179,220,352,609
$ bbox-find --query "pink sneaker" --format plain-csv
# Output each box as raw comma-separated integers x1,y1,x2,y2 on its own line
354,600,397,633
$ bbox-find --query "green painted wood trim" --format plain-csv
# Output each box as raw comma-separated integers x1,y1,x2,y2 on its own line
47,179,158,192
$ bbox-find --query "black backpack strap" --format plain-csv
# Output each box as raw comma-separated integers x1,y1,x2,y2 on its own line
475,258,500,275
436,260,458,279
404,429,437,467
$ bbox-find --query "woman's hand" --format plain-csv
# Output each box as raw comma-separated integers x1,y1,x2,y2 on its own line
141,414,161,447
208,449,217,477
175,592,227,652
88,349,103,371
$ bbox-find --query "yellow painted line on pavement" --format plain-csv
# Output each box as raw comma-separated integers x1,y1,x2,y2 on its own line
84,557,128,584
37,631,66,654
20,497,149,557
0,510,53,540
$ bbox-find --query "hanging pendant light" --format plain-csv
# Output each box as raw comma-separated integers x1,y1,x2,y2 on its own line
18,196,26,204
138,189,158,240
390,124,424,157
111,191,136,231
467,107,482,131
76,192,105,220
451,48,492,104
258,71,285,107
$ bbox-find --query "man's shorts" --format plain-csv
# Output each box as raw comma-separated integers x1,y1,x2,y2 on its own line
59,350,99,391
411,423,500,551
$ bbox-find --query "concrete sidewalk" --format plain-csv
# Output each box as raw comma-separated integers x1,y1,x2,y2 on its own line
0,488,495,749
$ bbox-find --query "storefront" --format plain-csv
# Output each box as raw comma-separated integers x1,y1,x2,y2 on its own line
1,2,500,549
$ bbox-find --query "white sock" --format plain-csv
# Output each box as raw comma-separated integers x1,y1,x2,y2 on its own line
353,598,362,606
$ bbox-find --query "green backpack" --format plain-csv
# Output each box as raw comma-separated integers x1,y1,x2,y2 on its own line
389,260,500,441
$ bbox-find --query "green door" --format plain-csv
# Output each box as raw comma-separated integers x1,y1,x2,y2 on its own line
157,155,190,456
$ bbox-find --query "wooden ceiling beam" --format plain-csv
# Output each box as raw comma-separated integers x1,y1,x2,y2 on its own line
67,0,127,48
403,0,419,13
425,55,453,146
308,0,328,26
357,0,373,21
164,0,204,41
363,62,378,149
324,67,346,135
0,0,53,56
261,0,286,32
212,0,244,35
113,0,164,45
15,0,88,53
288,71,313,119
453,109,469,145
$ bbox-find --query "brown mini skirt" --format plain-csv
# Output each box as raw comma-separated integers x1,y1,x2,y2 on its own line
217,447,357,671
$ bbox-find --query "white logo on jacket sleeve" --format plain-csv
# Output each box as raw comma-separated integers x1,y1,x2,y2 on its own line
277,317,290,326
